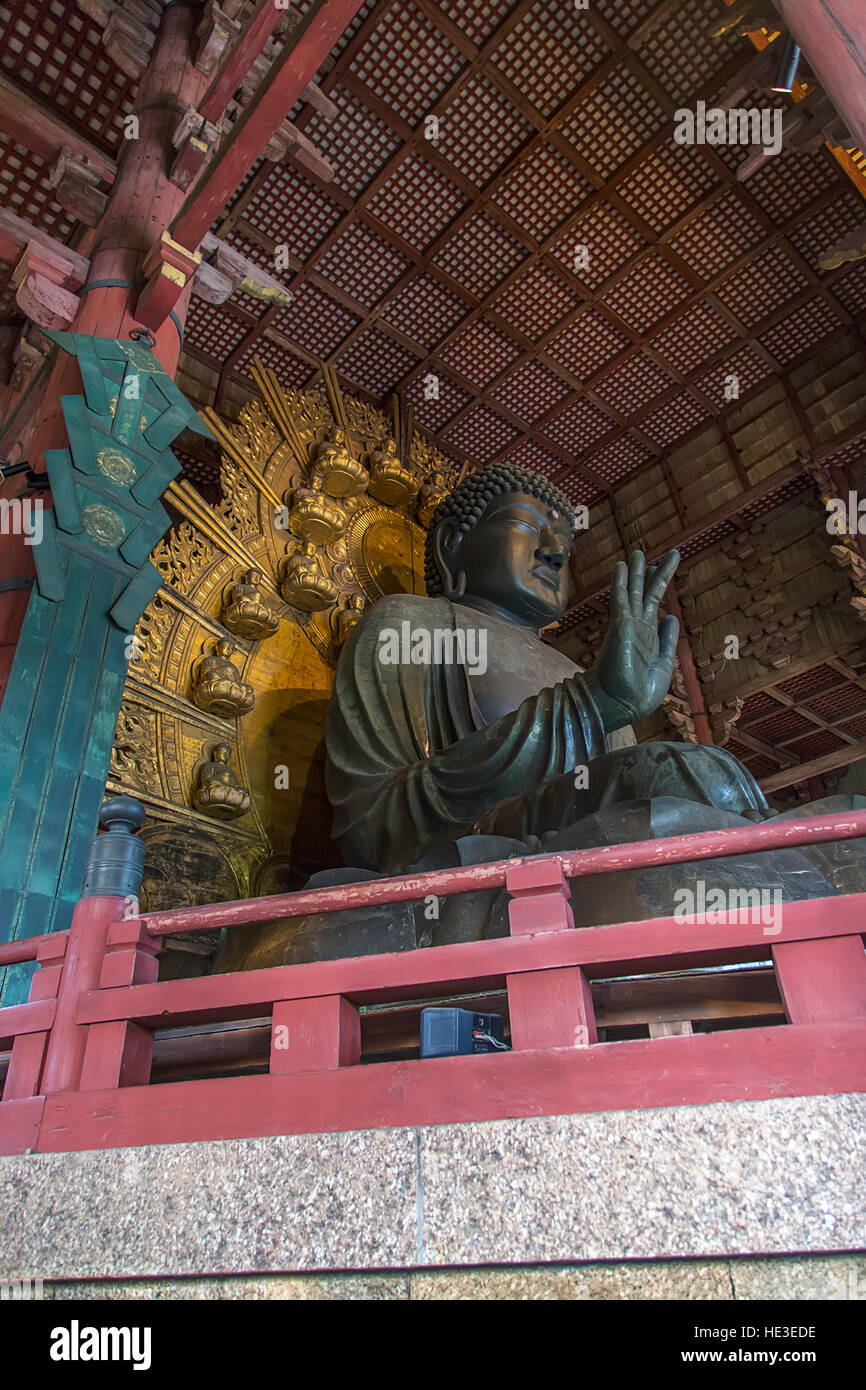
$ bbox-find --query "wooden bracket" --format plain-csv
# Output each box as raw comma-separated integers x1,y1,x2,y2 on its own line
191,231,292,307
196,0,241,76
48,151,109,227
169,107,221,192
135,230,201,331
12,244,82,330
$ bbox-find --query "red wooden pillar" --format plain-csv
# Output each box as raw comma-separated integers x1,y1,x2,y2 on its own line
773,935,866,1024
666,580,713,745
775,0,866,154
2,934,67,1100
270,996,361,1074
0,1,209,706
39,894,127,1094
505,859,597,1050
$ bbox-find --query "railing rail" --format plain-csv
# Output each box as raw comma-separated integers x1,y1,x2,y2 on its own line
135,810,866,937
1,813,865,1158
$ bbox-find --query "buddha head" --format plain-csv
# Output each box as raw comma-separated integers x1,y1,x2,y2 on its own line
244,568,263,587
212,742,231,765
216,638,236,660
425,463,577,628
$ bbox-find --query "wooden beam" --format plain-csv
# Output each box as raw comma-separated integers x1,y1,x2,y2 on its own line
0,75,116,185
171,0,367,252
759,739,866,794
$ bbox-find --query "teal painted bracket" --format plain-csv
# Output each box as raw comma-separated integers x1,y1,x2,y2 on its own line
0,330,212,997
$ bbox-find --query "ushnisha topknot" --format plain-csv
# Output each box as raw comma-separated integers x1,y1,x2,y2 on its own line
424,462,577,597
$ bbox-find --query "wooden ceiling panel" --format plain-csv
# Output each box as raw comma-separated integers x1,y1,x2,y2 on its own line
489,0,611,119
303,85,403,198
491,143,593,244
334,325,420,392
439,316,523,388
367,153,469,247
560,65,667,181
377,272,468,350
432,208,530,296
348,1,466,126
441,401,521,460
315,222,412,307
489,357,572,424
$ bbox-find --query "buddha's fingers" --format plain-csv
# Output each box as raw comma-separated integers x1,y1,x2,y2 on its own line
627,550,646,613
658,612,679,665
643,549,680,619
609,559,630,619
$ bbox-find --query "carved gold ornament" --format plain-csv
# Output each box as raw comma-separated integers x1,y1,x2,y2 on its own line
110,357,456,914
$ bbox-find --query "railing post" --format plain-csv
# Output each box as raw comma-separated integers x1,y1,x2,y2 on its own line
773,933,866,1024
504,859,597,1050
40,796,147,1095
270,996,361,1073
2,935,67,1100
79,918,159,1090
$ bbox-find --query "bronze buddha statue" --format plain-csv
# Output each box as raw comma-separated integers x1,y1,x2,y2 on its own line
217,462,863,972
325,463,859,888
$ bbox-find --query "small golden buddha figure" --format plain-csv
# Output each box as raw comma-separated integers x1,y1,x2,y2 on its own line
311,427,369,498
222,567,280,641
192,639,255,718
279,541,339,612
367,436,420,505
331,592,367,646
193,742,251,820
288,475,347,544
417,467,450,527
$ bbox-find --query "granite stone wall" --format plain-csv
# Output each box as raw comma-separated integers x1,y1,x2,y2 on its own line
1,1092,864,1290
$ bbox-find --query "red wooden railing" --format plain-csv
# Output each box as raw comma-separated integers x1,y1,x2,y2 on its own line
1,812,866,1156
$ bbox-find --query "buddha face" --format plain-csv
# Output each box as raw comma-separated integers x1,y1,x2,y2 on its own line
436,490,573,627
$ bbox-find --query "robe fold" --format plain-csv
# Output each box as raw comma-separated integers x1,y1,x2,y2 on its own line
325,594,769,875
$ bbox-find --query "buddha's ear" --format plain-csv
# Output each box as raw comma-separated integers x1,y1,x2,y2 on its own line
433,519,463,595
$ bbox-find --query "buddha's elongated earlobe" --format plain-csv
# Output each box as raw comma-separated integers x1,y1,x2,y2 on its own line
433,520,466,599
445,568,467,600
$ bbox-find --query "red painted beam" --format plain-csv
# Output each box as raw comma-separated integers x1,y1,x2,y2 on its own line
80,892,866,1030
171,0,367,251
137,811,866,937
0,998,56,1046
198,0,284,126
33,1021,866,1154
0,931,63,968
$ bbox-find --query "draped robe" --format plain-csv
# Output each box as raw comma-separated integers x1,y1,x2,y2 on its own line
325,593,769,875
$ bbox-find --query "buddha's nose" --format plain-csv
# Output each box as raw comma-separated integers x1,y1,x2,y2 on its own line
537,533,566,569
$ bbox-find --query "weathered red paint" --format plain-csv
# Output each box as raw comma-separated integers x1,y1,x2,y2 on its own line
2,818,866,1157
34,1022,866,1154
38,894,127,1096
136,811,866,938
773,936,866,1024
77,891,866,1032
776,0,866,153
270,996,361,1074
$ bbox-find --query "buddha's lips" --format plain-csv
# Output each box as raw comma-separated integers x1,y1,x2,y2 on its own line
531,563,562,589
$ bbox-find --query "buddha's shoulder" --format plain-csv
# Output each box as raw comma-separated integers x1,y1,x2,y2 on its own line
357,593,453,632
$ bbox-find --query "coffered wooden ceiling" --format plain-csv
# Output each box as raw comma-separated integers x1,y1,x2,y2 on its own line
3,0,866,800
